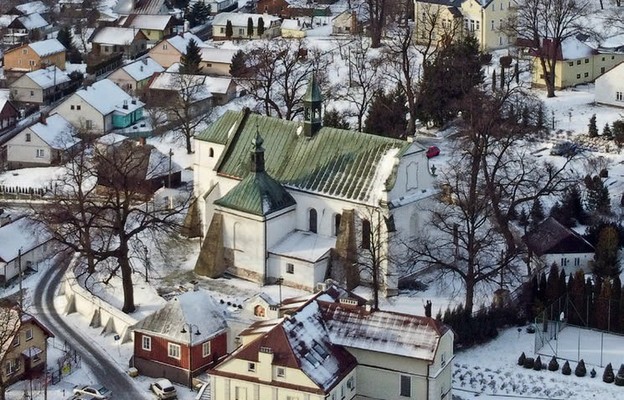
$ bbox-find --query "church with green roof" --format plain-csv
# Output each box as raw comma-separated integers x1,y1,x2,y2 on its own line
191,76,437,295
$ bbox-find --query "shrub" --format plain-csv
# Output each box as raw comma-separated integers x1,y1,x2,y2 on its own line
562,361,572,375
523,357,535,369
548,356,559,372
518,352,526,366
604,363,615,383
534,356,542,371
575,359,586,377
591,368,596,378
615,364,624,386
600,168,608,178
500,55,513,68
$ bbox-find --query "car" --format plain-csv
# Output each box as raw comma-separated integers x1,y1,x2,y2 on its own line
426,146,440,158
72,385,111,399
150,379,178,399
550,141,580,157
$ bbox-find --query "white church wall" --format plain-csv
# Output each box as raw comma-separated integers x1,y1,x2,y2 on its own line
220,208,266,281
194,140,226,196
266,208,297,248
290,190,359,237
266,254,327,291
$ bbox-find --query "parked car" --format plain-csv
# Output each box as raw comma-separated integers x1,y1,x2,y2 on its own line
150,379,178,399
72,385,111,399
550,141,580,157
426,146,440,158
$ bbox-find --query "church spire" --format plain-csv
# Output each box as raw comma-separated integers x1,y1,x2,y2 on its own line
303,72,322,137
250,126,265,173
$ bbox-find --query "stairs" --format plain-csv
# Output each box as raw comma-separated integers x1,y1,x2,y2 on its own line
195,382,211,400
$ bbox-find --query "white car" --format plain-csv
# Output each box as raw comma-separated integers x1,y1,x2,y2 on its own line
72,385,112,399
150,379,177,399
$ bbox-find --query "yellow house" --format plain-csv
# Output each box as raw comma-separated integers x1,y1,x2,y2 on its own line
531,37,624,90
148,32,206,69
281,19,306,38
413,0,514,51
210,285,454,400
120,14,174,43
3,38,66,73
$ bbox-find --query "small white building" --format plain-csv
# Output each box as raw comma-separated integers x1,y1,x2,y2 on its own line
108,57,164,92
212,12,281,40
595,61,624,108
9,66,71,104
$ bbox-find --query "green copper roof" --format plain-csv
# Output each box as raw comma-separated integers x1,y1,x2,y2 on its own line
214,171,296,216
196,110,413,203
303,74,322,103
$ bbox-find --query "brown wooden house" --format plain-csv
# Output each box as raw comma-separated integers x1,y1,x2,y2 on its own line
0,100,19,131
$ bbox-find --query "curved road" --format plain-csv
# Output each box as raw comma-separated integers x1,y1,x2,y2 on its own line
32,256,146,399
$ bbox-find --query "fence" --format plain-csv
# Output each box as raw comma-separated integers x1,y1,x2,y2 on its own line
0,184,49,199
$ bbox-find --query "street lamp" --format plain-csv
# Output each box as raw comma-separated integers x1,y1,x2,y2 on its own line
276,277,284,306
180,323,201,391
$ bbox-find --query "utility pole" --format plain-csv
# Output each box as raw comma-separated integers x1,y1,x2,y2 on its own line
168,148,173,188
144,245,149,283
18,248,23,308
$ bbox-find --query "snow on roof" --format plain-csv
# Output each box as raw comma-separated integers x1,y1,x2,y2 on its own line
600,34,624,49
212,12,281,27
28,114,80,149
202,76,233,95
75,79,144,116
123,14,172,30
149,72,213,102
91,27,140,45
0,217,50,263
269,231,335,263
132,290,228,343
199,47,237,64
96,133,130,146
29,38,65,57
15,13,48,30
561,36,595,60
281,19,303,30
120,57,164,81
14,1,48,15
165,32,206,54
24,66,70,89
0,15,17,28
146,147,183,179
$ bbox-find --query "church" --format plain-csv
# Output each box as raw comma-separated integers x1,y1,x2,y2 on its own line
191,76,437,295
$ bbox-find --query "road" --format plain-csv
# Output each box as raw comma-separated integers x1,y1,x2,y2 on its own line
32,255,146,399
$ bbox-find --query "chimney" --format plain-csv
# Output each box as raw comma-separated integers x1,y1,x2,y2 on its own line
140,65,144,72
39,112,48,124
123,100,128,109
131,99,137,105
142,58,148,65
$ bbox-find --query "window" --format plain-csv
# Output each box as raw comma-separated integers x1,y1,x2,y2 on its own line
308,208,317,233
202,341,211,357
347,376,355,390
334,214,341,236
476,20,480,30
239,28,245,35
617,92,623,101
568,61,574,66
168,343,181,359
25,133,31,142
491,20,494,30
361,219,371,249
163,43,168,50
76,105,81,110
500,2,504,9
400,375,411,397
5,359,19,375
584,72,589,78
576,73,581,79
25,329,33,341
70,105,75,110
441,352,446,366
277,367,285,377
286,263,294,274
13,336,20,347
574,258,580,266
206,63,212,67
220,27,225,33
23,49,27,54
142,335,151,351
561,258,568,267
601,67,606,74
36,149,44,158
209,148,214,157
585,58,589,64
86,120,93,129
248,362,256,372
576,60,581,65
29,60,35,66
602,57,606,61
470,20,474,31
30,90,34,96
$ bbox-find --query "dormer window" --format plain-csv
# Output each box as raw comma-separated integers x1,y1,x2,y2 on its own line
248,362,256,372
277,367,285,377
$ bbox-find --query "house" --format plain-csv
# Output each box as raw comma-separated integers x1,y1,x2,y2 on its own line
202,76,236,105
1,310,54,385
148,32,207,69
595,62,624,107
120,14,175,43
281,19,306,38
113,0,175,16
523,217,595,276
204,0,238,14
88,26,149,60
210,284,454,400
9,66,72,105
4,113,79,170
198,47,238,76
332,10,360,35
3,39,66,73
192,76,437,295
51,79,145,134
4,12,50,45
211,13,281,40
0,100,19,131
530,36,624,90
0,217,55,286
413,0,514,51
130,290,229,386
7,1,49,17
108,57,164,93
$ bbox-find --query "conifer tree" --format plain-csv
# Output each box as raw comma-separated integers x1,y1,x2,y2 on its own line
514,62,520,84
546,263,560,304
575,359,587,377
589,114,598,138
548,356,559,371
247,16,254,37
562,185,586,224
585,175,611,215
323,108,350,130
225,20,233,38
229,49,247,77
187,1,210,27
530,198,545,229
364,87,408,139
604,123,613,139
570,270,586,325
492,69,496,90
179,38,202,74
604,363,615,383
57,26,73,52
562,361,572,375
500,65,505,90
595,279,611,330
257,17,265,36
593,226,620,279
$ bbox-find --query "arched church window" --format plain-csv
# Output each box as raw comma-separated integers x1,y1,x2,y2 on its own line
361,219,371,249
334,214,342,236
309,209,318,233
209,148,214,157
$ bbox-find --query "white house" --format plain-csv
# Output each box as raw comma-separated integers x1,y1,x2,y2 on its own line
4,113,79,169
51,79,145,134
211,12,281,40
192,76,437,295
595,61,624,108
9,66,71,104
108,57,164,92
523,217,595,276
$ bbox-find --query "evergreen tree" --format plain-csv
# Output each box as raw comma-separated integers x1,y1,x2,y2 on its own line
612,275,622,332
546,263,560,304
593,226,621,279
570,270,586,326
187,1,210,27
548,356,559,371
57,26,73,51
323,108,350,130
247,16,254,37
257,17,265,36
575,359,587,377
500,65,505,90
518,208,529,232
595,279,611,330
537,103,545,130
179,38,202,74
173,0,190,8
364,87,408,139
604,123,613,139
562,185,586,225
514,62,520,84
529,198,545,229
225,20,233,39
613,120,624,146
229,50,247,77
604,363,615,383
589,114,598,138
585,175,611,215
492,69,496,90
562,361,572,375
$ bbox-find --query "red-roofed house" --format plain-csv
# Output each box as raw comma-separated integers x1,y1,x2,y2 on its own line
210,284,454,400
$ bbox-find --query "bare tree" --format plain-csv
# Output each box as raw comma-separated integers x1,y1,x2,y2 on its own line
505,0,594,97
364,0,392,48
0,303,23,400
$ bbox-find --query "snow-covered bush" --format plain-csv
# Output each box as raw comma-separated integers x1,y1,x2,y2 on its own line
523,357,535,369
603,363,615,383
575,359,586,377
518,352,526,366
591,368,596,378
562,361,572,376
534,356,542,371
615,364,624,386
548,356,559,372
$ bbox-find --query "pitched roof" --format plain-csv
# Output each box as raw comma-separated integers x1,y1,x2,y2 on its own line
269,231,334,262
212,12,281,27
74,79,143,116
13,1,48,15
90,26,142,45
114,0,172,14
199,47,237,64
132,290,228,343
148,71,213,102
11,13,48,30
28,113,79,149
29,38,65,57
122,14,172,30
165,32,207,54
196,110,412,204
531,36,596,61
523,217,595,256
0,217,50,263
303,74,321,103
24,66,70,89
119,57,164,81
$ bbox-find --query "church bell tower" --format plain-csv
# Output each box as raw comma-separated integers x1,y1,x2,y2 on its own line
303,73,322,137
